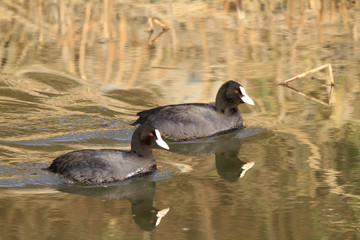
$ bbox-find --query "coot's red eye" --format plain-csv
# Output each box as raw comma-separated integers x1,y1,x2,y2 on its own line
149,133,154,137
235,90,239,94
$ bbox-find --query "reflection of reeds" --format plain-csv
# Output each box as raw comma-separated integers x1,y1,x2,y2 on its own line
282,84,334,106
79,3,92,80
148,29,169,46
0,0,357,121
115,16,127,85
0,0,357,91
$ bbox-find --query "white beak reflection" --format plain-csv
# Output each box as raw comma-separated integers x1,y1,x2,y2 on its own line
155,207,170,226
240,161,255,178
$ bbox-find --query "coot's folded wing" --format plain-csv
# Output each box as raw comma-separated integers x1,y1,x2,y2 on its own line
131,103,215,126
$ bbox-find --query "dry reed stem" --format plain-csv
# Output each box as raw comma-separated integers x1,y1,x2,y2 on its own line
153,18,169,31
148,17,154,32
278,63,335,86
147,17,170,45
148,17,169,32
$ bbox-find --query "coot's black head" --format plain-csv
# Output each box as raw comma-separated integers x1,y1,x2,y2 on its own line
223,80,255,105
215,80,255,113
131,124,169,156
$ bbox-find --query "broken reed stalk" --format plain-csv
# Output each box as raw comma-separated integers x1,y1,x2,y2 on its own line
147,17,170,45
148,17,169,33
153,18,169,31
278,63,335,86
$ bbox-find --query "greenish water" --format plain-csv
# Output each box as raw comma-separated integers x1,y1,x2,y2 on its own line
1,1,360,239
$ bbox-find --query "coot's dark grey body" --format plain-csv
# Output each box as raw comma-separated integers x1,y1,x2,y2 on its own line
132,103,243,140
47,149,156,185
131,81,255,141
45,124,169,185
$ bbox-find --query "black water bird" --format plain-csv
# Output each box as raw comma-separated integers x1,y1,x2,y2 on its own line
131,80,255,141
45,124,169,185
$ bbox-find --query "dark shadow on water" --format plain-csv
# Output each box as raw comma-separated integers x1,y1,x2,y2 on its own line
57,181,169,231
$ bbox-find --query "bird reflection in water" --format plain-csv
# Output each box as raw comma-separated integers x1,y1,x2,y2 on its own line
57,181,169,231
167,131,255,182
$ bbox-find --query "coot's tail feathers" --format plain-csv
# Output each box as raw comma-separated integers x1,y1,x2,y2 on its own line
43,157,66,172
130,119,142,126
42,164,56,172
130,106,166,126
130,113,146,126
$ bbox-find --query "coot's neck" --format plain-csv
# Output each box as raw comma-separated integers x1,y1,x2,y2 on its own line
215,87,240,115
131,140,154,158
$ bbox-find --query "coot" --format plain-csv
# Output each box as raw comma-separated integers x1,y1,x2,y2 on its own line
45,124,169,185
131,80,254,141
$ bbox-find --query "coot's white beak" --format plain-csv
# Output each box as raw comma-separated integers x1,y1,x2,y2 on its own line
155,129,170,150
239,86,255,105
